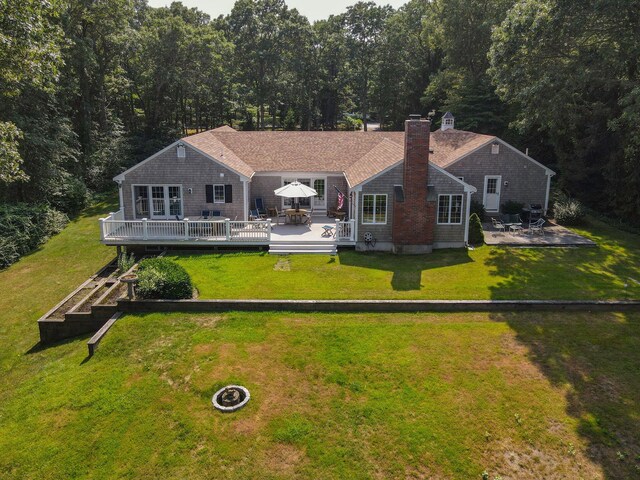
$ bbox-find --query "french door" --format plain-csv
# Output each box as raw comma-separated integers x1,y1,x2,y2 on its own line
133,185,183,219
281,177,326,211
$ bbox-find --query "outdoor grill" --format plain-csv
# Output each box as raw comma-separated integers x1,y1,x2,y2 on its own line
522,203,543,222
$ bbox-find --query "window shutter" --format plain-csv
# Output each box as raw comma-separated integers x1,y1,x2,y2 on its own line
205,185,213,203
224,184,232,203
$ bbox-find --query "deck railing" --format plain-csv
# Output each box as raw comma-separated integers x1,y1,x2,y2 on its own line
335,219,355,242
100,214,271,243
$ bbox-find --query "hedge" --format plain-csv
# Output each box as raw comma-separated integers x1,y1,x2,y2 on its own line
135,258,193,300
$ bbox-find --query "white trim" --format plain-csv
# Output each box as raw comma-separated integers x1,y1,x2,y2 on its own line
117,181,124,211
544,172,552,214
114,140,251,183
482,175,502,212
213,184,225,204
464,190,472,244
242,179,249,221
361,193,388,224
436,194,464,225
348,160,403,189
430,163,477,193
253,170,342,177
444,137,556,176
131,184,184,219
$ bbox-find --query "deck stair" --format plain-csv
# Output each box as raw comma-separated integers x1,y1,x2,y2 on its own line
269,240,337,255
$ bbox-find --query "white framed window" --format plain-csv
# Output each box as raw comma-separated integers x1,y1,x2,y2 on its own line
362,194,387,224
213,184,225,203
437,194,463,224
132,184,183,219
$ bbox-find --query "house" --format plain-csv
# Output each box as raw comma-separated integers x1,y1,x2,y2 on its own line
101,113,555,253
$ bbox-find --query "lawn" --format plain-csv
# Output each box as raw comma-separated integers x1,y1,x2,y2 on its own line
1,311,639,479
0,205,639,478
171,218,640,300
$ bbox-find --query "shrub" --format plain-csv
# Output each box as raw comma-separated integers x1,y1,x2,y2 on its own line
117,248,136,274
470,200,486,222
501,200,524,214
135,257,192,299
468,213,485,245
552,192,586,226
0,204,69,269
50,176,89,215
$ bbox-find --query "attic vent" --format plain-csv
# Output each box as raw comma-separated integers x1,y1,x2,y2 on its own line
177,143,186,158
491,143,500,155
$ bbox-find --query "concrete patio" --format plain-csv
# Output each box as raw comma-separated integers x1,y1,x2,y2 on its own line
482,221,597,247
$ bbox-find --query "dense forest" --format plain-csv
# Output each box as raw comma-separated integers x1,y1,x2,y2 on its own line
1,0,639,225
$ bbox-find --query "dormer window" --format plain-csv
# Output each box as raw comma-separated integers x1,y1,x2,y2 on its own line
176,143,186,158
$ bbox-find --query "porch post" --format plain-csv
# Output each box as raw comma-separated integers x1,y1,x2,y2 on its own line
464,190,472,245
184,218,189,240
225,218,231,241
142,218,148,240
242,179,249,221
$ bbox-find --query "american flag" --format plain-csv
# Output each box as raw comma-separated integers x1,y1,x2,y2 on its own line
337,191,345,211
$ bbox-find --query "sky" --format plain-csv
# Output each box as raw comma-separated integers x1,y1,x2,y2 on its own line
147,0,408,22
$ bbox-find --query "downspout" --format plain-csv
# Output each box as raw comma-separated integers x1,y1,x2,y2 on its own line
544,172,553,215
464,189,472,245
242,179,249,221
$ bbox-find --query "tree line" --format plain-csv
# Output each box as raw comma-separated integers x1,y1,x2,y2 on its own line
0,0,638,224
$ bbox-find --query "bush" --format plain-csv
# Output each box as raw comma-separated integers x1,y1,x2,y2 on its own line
468,213,485,245
470,200,486,222
501,200,524,214
50,175,89,215
117,248,136,274
552,192,586,226
0,204,69,269
135,257,192,299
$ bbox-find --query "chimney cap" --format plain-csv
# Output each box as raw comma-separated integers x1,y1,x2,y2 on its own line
409,114,422,121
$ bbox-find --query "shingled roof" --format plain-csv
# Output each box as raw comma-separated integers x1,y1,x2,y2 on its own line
180,127,495,186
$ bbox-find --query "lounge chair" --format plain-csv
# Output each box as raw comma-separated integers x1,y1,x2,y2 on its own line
201,209,210,219
249,209,265,220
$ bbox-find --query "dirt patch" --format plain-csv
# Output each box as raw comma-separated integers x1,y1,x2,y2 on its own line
193,344,215,356
484,438,603,480
262,443,307,475
274,256,291,271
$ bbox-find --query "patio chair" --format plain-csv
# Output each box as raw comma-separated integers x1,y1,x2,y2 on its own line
255,197,267,217
303,206,314,226
529,218,545,235
211,210,221,217
271,207,287,225
249,209,265,221
200,209,210,219
491,217,505,233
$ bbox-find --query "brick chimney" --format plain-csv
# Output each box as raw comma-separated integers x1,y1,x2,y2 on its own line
392,114,436,253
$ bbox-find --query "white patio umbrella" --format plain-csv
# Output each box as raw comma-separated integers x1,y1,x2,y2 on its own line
274,181,317,211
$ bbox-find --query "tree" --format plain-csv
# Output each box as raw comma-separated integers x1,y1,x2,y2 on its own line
489,0,640,222
342,1,392,131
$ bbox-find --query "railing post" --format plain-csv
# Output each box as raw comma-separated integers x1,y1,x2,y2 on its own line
335,219,341,240
184,218,189,240
142,218,148,240
225,218,231,241
99,218,105,241
266,218,272,241
351,220,355,241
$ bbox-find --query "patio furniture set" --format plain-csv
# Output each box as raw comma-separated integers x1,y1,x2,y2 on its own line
491,215,546,236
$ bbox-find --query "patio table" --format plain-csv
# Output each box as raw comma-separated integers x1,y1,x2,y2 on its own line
285,208,307,224
505,223,523,234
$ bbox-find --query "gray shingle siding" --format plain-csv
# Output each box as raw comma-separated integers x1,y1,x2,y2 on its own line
445,142,549,212
121,145,246,220
357,163,467,250
430,166,466,247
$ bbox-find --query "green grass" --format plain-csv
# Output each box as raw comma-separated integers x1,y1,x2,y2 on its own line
0,202,639,478
172,218,640,300
1,311,639,479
